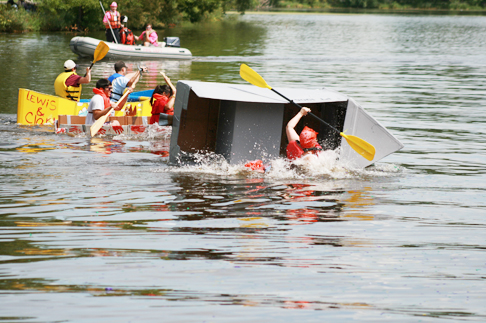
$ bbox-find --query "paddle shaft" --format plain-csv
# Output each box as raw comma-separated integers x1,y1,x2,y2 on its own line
83,62,93,78
99,0,118,44
270,88,341,135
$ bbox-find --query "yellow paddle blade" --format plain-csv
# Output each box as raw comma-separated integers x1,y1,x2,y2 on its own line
90,108,113,137
340,132,376,161
240,64,272,89
93,41,110,63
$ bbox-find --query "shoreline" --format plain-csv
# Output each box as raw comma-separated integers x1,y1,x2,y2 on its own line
225,8,486,16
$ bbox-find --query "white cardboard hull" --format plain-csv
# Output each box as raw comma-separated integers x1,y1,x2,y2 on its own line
70,36,192,60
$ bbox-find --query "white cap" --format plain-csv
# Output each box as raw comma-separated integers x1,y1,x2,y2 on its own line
64,59,76,70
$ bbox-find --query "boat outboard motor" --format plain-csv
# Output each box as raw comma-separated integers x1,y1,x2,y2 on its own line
164,37,180,47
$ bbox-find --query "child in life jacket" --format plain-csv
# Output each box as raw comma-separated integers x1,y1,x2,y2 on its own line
149,71,176,126
285,107,323,160
119,16,135,45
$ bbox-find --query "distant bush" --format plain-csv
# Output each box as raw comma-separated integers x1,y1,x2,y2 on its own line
0,5,41,32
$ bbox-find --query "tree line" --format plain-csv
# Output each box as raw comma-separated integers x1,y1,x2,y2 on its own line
1,0,485,32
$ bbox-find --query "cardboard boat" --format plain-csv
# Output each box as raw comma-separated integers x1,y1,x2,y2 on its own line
17,88,156,126
70,36,192,59
169,81,404,168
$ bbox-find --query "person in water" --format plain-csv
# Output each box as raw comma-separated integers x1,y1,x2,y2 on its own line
85,79,132,126
149,72,176,126
286,107,323,160
134,23,159,47
54,59,91,101
103,2,121,43
244,107,322,172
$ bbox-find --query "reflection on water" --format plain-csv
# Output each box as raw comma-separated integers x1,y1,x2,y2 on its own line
1,13,486,322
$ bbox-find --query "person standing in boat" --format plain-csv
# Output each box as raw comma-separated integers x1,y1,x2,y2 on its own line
149,71,176,126
85,79,132,126
286,107,323,160
54,60,91,102
103,2,121,44
134,23,159,47
108,61,147,102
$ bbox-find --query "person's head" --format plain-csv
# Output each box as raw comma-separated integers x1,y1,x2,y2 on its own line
114,61,127,73
63,59,77,72
110,2,117,10
145,23,153,31
150,85,173,105
95,79,112,96
156,84,172,97
299,126,318,149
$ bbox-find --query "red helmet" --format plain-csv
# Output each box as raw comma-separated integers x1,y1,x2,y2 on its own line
299,126,318,149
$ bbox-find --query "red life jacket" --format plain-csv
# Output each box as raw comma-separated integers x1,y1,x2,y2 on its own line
120,27,135,45
286,140,323,160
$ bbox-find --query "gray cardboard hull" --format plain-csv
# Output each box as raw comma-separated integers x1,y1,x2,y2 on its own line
169,81,403,168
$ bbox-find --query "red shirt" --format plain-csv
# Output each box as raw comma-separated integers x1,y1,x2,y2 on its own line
65,74,82,87
149,94,170,124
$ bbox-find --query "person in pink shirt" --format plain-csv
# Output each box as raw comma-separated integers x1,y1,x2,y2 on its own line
135,23,159,47
103,2,121,43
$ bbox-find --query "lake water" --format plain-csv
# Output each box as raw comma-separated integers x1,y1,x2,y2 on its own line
1,13,486,322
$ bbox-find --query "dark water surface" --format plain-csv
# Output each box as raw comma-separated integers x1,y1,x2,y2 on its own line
1,13,485,322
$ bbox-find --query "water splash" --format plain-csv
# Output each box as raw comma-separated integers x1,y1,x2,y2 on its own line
162,149,403,180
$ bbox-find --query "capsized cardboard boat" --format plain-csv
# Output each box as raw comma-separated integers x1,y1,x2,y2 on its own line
70,36,192,60
169,81,404,168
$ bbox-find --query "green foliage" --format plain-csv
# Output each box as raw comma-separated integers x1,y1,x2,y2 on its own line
0,5,41,32
3,0,486,33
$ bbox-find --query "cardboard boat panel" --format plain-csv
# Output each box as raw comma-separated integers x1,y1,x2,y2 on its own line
169,81,403,168
56,115,166,136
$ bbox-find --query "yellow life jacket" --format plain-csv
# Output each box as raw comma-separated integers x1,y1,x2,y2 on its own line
54,71,82,101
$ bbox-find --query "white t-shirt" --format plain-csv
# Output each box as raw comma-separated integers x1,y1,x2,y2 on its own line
85,94,113,125
111,75,129,101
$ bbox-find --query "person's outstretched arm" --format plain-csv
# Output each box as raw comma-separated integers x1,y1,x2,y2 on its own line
286,107,310,142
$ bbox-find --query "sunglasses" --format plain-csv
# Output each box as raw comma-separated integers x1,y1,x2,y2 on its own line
104,86,113,90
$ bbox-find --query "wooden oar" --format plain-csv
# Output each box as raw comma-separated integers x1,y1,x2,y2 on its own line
239,63,376,161
84,41,109,77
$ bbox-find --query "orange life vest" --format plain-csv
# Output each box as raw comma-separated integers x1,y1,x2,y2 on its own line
120,27,135,45
106,11,120,29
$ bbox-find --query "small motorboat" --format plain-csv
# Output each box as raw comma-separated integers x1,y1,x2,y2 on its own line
70,36,192,59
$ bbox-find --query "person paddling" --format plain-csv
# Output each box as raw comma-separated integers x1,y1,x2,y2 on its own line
54,60,91,101
149,72,176,126
85,79,132,126
108,61,146,102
